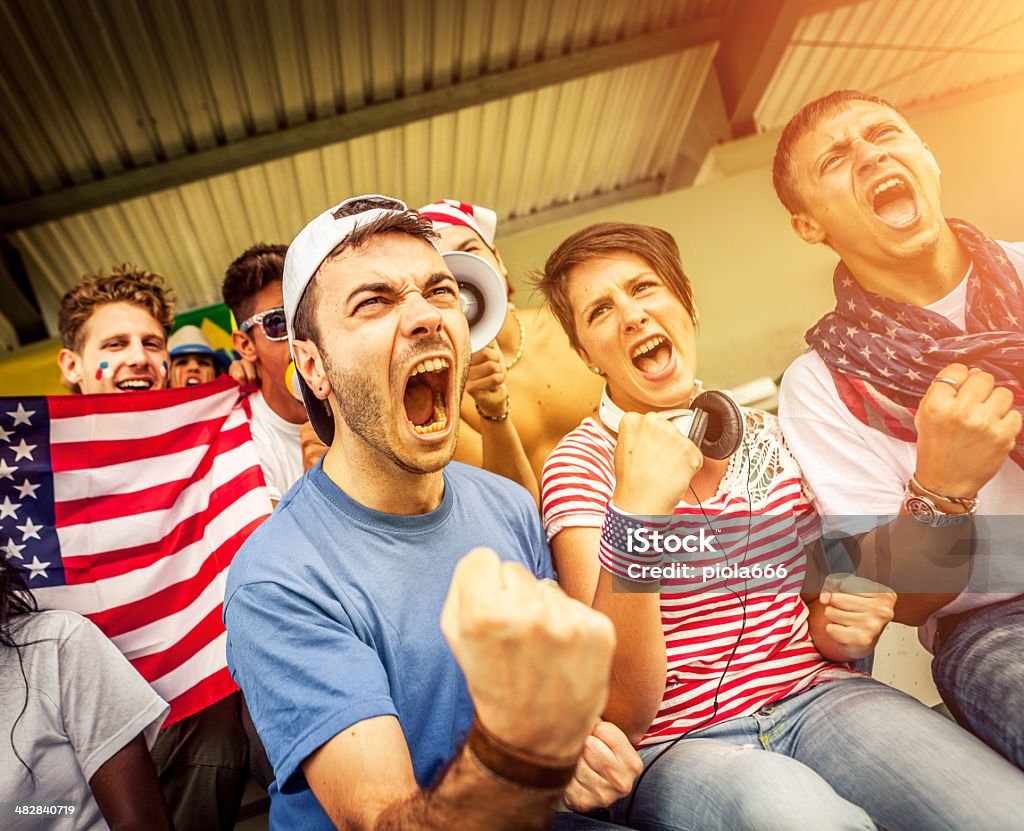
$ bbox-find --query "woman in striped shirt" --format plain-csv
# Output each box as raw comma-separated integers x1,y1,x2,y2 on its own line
535,222,1024,831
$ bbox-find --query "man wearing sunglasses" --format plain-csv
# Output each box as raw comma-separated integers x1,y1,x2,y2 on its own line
223,244,308,505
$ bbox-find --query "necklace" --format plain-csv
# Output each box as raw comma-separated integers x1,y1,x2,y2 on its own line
505,307,526,370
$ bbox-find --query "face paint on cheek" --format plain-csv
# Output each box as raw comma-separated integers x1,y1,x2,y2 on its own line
95,361,114,381
161,360,168,378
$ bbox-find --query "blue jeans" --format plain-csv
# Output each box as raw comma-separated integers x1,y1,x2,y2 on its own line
609,676,1024,831
552,813,630,830
932,595,1024,769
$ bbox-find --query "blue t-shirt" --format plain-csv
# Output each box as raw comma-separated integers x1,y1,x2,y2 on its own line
224,461,551,830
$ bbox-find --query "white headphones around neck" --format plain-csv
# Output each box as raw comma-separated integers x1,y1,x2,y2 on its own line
597,383,703,436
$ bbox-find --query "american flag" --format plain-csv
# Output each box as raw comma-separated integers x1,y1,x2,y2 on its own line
0,376,271,725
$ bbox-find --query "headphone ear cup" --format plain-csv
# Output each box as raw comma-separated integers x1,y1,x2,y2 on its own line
690,390,744,460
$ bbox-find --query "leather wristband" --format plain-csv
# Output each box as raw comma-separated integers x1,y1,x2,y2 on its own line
466,718,577,790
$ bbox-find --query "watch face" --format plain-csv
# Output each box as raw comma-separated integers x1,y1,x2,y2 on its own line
905,495,935,522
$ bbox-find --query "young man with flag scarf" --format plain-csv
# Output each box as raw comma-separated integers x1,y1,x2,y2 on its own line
774,90,1024,770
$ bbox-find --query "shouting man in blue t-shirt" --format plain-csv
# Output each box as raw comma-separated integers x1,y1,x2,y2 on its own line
224,195,640,830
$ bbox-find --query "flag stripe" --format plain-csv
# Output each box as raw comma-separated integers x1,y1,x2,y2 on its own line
111,566,232,659
50,412,246,473
71,508,264,635
57,451,264,561
59,470,265,583
48,376,239,421
149,630,230,702
130,602,226,680
51,410,251,500
7,378,271,725
165,665,237,726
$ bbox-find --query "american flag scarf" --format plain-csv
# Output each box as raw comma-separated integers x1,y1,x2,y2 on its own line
805,218,1024,469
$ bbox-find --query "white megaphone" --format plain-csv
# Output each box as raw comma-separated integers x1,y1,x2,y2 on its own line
442,250,508,352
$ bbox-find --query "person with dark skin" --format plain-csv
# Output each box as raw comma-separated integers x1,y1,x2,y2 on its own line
1,557,173,831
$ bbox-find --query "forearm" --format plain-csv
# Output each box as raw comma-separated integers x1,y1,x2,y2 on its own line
478,415,540,505
374,738,566,831
852,514,973,625
592,570,665,743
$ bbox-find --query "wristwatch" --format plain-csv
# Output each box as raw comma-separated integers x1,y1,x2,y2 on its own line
902,478,978,527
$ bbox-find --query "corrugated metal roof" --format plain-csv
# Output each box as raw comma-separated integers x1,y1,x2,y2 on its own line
2,0,1022,339
756,0,1024,130
0,0,722,202
2,0,724,329
12,46,716,328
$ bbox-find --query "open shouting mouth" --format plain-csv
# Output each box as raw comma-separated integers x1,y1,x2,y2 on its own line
871,176,918,228
403,357,452,436
631,334,674,378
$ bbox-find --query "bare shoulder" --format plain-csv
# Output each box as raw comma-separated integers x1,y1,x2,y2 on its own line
512,309,602,406
507,306,605,475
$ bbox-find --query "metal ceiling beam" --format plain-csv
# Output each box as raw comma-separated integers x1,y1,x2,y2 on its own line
0,16,725,233
715,0,863,137
502,178,664,239
662,71,732,193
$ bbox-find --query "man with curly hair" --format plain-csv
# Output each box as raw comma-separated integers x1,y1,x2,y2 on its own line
56,266,250,831
57,265,175,394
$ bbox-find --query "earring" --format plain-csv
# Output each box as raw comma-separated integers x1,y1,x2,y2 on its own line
591,366,602,375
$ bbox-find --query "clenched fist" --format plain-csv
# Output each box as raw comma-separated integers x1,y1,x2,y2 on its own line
915,363,1022,499
441,548,616,760
564,720,643,813
612,411,703,516
818,573,896,661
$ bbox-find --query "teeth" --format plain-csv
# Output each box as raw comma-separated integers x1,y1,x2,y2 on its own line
411,357,450,376
631,336,666,359
411,390,448,435
117,380,151,390
873,177,905,197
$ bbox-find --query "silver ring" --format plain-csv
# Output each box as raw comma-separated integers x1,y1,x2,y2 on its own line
931,377,961,391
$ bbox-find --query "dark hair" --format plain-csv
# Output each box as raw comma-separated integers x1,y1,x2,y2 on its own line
292,198,438,347
58,266,174,352
772,89,901,215
3,557,40,784
222,243,288,325
535,222,696,351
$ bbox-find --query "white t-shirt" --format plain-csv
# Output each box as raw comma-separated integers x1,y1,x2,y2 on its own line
779,241,1024,649
247,390,304,502
0,609,168,830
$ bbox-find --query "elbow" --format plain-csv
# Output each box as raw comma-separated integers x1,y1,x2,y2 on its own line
602,704,655,748
603,675,664,746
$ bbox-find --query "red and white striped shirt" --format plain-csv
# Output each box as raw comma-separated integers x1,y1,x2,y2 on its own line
542,410,856,747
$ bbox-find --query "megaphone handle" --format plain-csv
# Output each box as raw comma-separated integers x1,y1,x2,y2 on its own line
688,409,709,449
